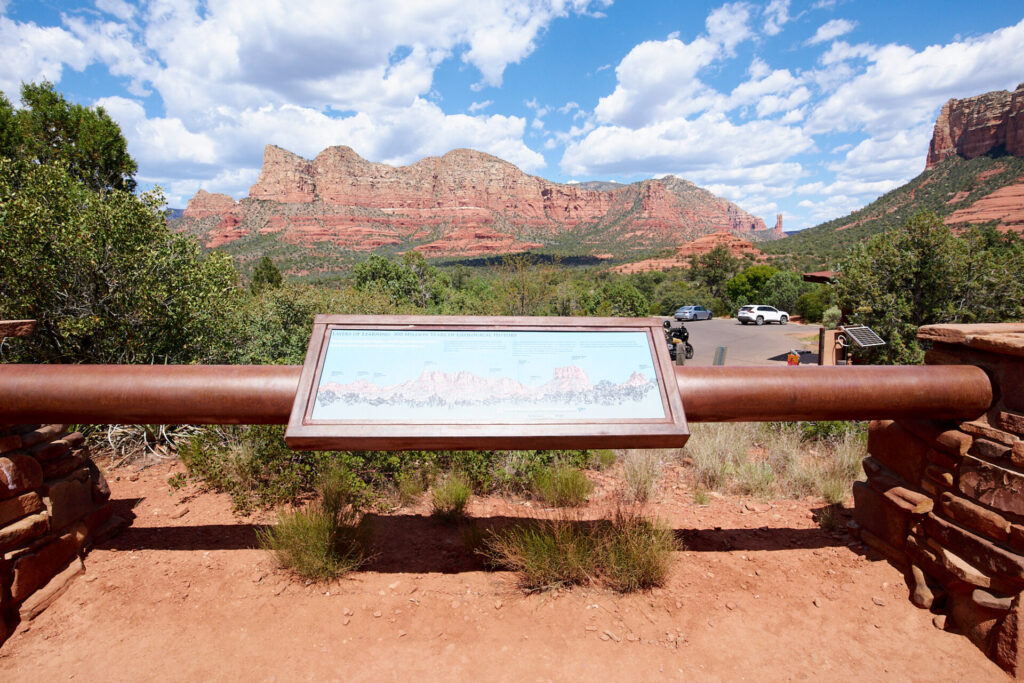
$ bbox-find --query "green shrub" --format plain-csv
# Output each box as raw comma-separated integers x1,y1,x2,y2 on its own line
692,488,710,505
600,511,676,592
481,509,676,593
621,449,661,502
590,449,617,470
532,463,594,507
821,305,842,329
481,518,597,590
432,471,472,520
395,469,428,506
256,464,367,580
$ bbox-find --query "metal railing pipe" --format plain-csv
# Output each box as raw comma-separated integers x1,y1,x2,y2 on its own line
0,363,992,425
674,365,992,422
0,365,300,425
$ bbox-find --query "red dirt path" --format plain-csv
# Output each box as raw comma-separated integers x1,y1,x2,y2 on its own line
0,461,1007,681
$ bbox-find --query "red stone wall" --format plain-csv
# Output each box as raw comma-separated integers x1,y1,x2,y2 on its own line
852,323,1024,676
0,423,119,642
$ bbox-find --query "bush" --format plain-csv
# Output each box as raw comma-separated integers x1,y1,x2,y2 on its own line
821,306,842,329
256,464,367,580
682,422,866,503
532,463,594,507
481,509,676,593
620,449,662,502
179,425,344,512
481,518,597,590
600,511,676,592
432,471,472,520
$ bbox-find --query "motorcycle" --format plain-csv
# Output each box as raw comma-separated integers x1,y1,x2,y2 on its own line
663,320,694,362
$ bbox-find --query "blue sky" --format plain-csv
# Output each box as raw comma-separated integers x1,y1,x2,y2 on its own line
2,1,1022,229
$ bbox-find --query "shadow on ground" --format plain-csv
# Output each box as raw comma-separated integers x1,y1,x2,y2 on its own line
99,507,851,575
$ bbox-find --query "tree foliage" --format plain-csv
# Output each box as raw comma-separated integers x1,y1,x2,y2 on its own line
250,255,283,294
725,265,778,304
0,82,137,193
0,161,239,363
689,245,741,299
836,212,1024,364
353,252,449,308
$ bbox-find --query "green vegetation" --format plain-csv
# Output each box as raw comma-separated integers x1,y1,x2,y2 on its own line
532,462,594,507
762,154,1024,271
683,421,866,503
250,256,283,295
836,212,1024,364
481,509,675,592
620,449,661,503
431,471,473,520
1,82,136,193
256,464,367,580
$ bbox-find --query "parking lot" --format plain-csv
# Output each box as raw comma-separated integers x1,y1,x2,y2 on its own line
665,317,821,367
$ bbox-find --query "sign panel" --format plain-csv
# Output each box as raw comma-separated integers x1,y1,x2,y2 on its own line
286,315,688,451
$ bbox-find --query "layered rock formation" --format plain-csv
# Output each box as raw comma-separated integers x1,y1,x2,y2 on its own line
926,83,1024,169
177,144,773,261
945,182,1024,233
613,232,763,274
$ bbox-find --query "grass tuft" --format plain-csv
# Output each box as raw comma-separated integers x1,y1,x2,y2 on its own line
481,508,676,593
532,463,594,507
432,471,472,520
620,449,662,503
256,464,366,580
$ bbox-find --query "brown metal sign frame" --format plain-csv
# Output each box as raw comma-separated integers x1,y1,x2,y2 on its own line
285,315,688,451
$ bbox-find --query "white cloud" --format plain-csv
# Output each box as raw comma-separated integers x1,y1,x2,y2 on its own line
96,0,137,23
762,0,791,36
0,17,91,96
468,100,492,113
706,3,753,54
807,19,1024,136
806,18,857,45
561,112,812,177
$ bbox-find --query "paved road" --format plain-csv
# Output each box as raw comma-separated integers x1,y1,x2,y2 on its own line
664,317,821,367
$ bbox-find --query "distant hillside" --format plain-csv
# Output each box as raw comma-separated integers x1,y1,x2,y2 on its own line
764,82,1024,271
171,145,778,278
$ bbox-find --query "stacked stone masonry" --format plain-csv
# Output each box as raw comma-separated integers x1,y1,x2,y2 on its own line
0,422,115,644
852,323,1024,677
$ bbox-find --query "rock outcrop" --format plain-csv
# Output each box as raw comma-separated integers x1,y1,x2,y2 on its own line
945,181,1024,233
176,144,772,260
613,232,763,274
926,83,1024,169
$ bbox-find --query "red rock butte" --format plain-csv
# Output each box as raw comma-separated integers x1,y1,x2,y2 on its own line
927,82,1024,170
177,144,780,258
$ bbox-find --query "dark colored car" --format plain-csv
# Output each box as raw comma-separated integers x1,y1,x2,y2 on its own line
674,305,713,321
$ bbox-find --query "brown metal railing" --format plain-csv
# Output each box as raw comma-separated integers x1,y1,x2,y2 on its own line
0,363,993,424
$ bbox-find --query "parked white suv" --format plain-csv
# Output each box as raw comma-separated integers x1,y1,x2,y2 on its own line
737,305,789,325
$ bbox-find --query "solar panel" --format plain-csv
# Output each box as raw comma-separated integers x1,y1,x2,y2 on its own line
841,325,886,348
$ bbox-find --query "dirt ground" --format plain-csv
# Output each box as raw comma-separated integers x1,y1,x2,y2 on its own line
0,460,1009,681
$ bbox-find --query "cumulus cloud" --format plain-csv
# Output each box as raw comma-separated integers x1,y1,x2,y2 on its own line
762,0,791,36
561,112,812,177
807,19,1024,136
806,18,857,45
0,17,90,96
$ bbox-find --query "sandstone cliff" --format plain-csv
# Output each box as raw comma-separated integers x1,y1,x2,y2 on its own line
178,144,771,261
926,83,1024,169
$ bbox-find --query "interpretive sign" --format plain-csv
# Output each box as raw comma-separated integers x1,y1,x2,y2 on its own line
285,315,688,451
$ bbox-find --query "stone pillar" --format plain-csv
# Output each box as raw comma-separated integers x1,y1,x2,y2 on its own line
852,323,1024,676
0,424,116,642
1,320,121,642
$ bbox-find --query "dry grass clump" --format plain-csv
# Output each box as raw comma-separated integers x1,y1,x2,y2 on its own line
532,462,594,507
682,422,866,502
257,465,367,580
431,471,472,520
619,449,663,502
481,508,676,593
